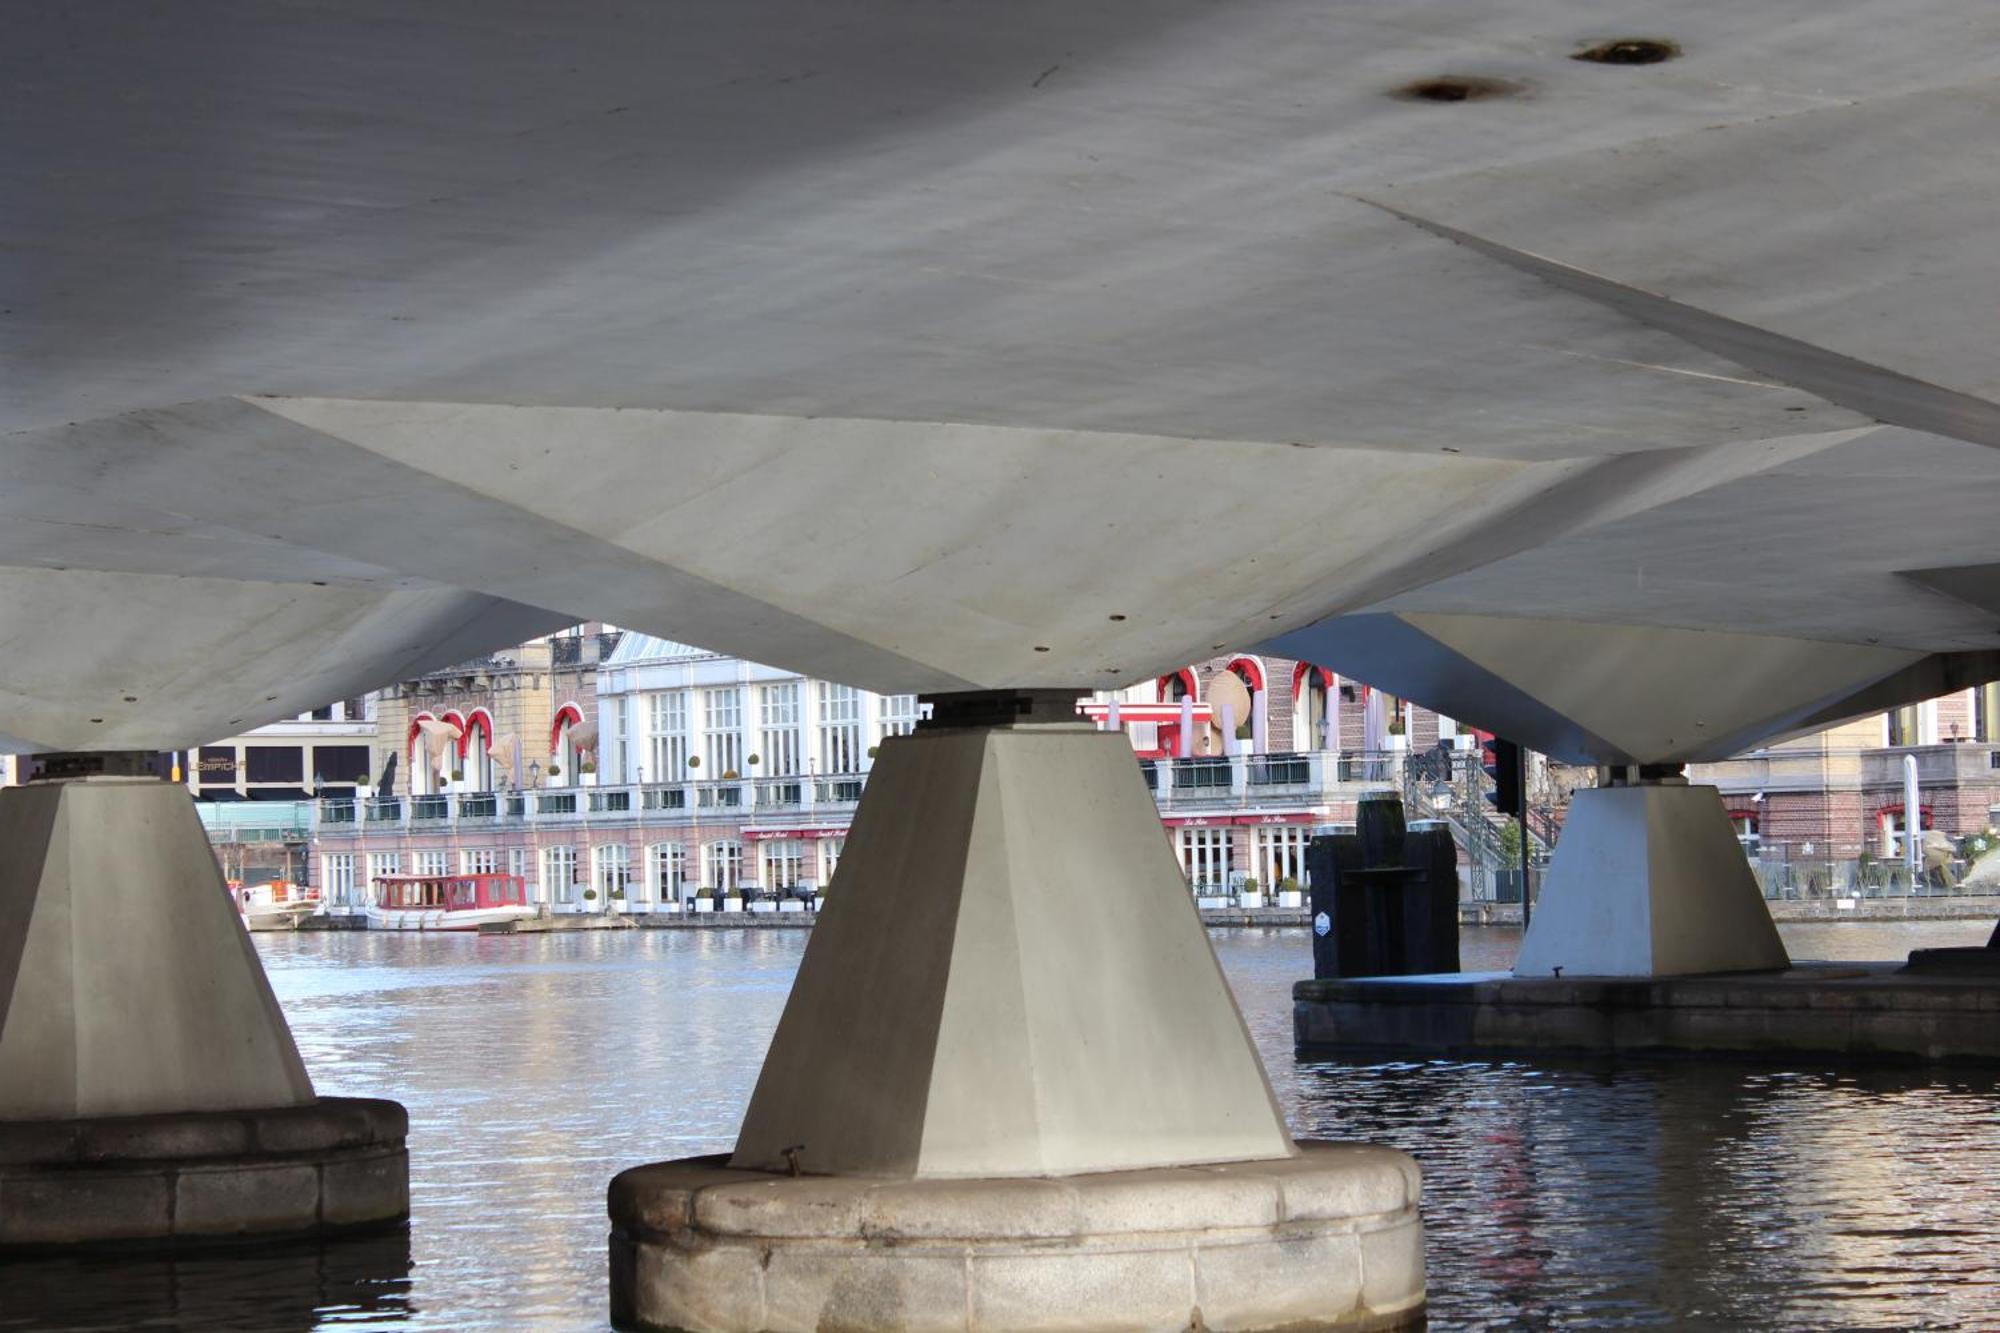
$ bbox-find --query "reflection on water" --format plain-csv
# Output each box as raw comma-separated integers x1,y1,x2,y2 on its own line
3,920,1997,1330
0,1229,413,1331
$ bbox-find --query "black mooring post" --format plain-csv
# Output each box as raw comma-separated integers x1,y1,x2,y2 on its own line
1518,746,1532,933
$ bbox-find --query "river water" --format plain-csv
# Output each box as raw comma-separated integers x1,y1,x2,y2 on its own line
6,921,2000,1331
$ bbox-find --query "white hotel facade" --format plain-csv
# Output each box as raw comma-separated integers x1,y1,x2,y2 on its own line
312,634,1451,912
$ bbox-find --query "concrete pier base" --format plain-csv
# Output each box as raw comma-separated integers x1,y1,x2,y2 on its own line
0,771,411,1247
609,1144,1423,1333
611,692,1422,1330
0,1097,409,1249
1514,780,1789,979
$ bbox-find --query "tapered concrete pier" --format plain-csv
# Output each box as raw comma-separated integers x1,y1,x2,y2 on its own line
0,762,408,1248
610,693,1423,1332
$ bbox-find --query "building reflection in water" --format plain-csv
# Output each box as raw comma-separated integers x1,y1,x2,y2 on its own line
1289,1057,2000,1330
0,1227,413,1331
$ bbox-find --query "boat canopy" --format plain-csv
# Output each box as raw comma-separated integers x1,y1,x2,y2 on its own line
374,873,526,911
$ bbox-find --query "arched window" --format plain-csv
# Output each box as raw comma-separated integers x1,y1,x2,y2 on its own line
406,713,438,795
462,709,496,790
1223,657,1268,753
1292,664,1335,753
550,702,585,785
1156,670,1198,759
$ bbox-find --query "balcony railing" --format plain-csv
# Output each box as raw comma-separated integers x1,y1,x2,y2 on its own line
312,752,1386,838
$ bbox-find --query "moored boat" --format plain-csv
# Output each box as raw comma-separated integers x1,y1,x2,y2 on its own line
366,872,535,931
236,880,320,932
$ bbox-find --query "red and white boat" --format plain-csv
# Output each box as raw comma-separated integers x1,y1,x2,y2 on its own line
366,872,536,931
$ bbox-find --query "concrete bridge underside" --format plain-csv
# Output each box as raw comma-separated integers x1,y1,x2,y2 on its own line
10,3,2000,1323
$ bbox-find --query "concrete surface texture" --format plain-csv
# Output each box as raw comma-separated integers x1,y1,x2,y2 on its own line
0,1097,409,1248
609,1143,1424,1333
730,721,1293,1178
1512,784,1791,978
0,778,315,1119
10,4,2000,757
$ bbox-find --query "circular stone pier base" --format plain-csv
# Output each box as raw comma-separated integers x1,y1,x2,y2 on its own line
608,1141,1423,1332
0,1097,409,1250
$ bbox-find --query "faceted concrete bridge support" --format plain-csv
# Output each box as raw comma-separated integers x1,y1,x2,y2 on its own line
0,764,408,1248
1513,772,1789,979
610,693,1424,1332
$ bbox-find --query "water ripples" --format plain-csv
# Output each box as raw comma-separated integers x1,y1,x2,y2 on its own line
5,922,1998,1329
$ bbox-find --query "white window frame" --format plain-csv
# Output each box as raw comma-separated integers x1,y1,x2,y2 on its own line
1176,827,1233,894
648,842,686,906
818,682,864,774
593,843,633,904
705,840,745,895
542,845,577,904
759,682,802,776
1254,826,1310,890
704,687,744,778
649,691,689,781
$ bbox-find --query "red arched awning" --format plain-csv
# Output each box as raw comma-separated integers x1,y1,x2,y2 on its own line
549,701,584,755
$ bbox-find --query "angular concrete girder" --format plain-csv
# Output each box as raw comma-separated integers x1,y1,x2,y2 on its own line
1268,611,1949,767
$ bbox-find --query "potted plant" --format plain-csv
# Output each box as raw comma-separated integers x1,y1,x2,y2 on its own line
582,887,599,910
1277,875,1304,909
546,762,562,779
610,885,626,913
1237,876,1264,910
722,768,740,780
686,755,701,771
722,885,746,913
578,759,598,788
692,885,716,914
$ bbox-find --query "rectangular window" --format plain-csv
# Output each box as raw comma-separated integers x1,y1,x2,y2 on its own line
322,853,356,906
649,691,689,782
818,838,844,891
1176,828,1233,894
818,682,864,774
246,745,305,784
542,845,578,903
758,682,802,776
366,852,401,887
414,849,449,878
509,847,530,882
593,844,632,902
762,839,806,893
462,848,499,875
197,745,238,788
311,744,372,786
704,687,744,778
610,697,631,784
649,842,686,904
704,840,744,894
1254,826,1309,890
879,693,920,739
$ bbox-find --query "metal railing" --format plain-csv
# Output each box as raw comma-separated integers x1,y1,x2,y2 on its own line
318,772,876,835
